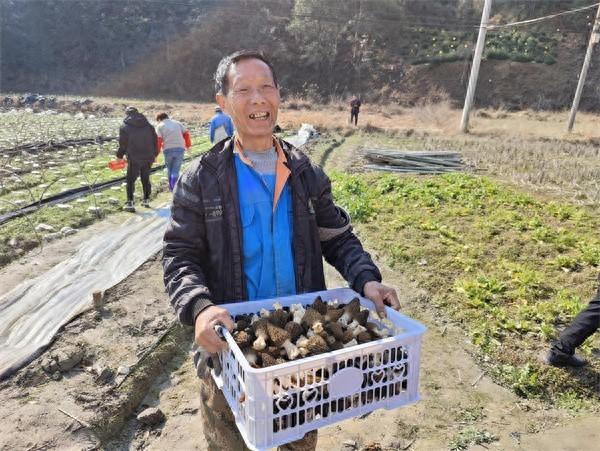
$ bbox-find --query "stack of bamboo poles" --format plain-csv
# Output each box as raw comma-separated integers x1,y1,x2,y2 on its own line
364,149,464,174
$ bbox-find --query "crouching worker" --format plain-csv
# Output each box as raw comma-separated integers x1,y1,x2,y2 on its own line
162,50,401,450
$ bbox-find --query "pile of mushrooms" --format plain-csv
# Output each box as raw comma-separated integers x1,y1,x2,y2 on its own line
231,296,393,368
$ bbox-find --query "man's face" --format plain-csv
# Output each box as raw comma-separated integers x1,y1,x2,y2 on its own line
217,58,279,146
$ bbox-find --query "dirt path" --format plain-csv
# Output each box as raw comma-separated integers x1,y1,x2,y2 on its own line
101,262,599,451
1,141,599,450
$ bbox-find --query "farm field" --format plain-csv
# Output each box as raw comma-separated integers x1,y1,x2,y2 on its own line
0,100,599,450
0,109,212,267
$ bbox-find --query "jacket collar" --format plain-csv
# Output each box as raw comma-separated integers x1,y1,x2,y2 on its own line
202,136,311,175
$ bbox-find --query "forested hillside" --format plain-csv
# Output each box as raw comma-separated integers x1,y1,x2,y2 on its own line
2,0,600,109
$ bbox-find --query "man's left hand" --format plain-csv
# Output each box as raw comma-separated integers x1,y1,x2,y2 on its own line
363,281,400,318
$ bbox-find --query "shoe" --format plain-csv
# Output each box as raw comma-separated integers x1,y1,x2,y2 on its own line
123,201,136,213
544,349,587,367
141,199,150,208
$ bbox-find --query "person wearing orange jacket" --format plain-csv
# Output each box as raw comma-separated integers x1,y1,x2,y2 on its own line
156,112,192,192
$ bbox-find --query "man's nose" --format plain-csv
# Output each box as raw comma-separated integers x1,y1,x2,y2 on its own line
249,88,267,103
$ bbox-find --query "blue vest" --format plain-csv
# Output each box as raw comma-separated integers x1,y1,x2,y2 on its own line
234,155,296,300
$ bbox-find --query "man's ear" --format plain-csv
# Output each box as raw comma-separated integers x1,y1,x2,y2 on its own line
216,93,227,113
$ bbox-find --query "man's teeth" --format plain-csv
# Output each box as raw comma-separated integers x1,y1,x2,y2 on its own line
249,112,269,120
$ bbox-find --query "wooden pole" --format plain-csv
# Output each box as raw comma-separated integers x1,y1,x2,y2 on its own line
460,0,493,133
567,5,600,132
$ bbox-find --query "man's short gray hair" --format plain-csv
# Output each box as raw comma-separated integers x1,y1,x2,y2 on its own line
214,50,278,95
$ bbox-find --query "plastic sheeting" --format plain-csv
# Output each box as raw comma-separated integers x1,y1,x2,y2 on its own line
0,207,170,380
284,123,318,149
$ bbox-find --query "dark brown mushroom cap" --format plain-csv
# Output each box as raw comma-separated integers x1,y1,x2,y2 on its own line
354,309,369,326
325,307,344,322
357,331,372,344
260,352,277,368
285,321,303,341
252,318,269,336
311,296,328,315
341,329,354,344
305,335,329,355
301,308,324,329
344,297,361,316
365,321,380,333
325,322,345,341
329,340,344,351
235,318,250,331
265,346,281,358
266,323,291,347
270,309,289,328
233,330,253,349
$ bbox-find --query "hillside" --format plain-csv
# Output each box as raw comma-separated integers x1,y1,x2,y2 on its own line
1,0,600,109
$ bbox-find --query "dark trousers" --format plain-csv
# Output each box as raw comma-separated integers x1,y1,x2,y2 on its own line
126,160,152,202
554,285,600,354
350,109,359,126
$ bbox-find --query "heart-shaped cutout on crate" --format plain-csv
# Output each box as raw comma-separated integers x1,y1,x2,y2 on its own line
275,393,294,411
393,364,407,378
301,387,319,403
370,368,386,384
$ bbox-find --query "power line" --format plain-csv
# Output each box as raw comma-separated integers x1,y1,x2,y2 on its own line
488,1,600,29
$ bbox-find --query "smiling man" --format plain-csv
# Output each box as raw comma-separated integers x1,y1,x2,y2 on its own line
162,50,400,450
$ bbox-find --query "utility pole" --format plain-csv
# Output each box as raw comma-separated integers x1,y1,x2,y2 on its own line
460,0,493,133
567,4,600,133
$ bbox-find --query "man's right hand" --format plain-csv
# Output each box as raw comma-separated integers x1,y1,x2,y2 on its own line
194,305,234,353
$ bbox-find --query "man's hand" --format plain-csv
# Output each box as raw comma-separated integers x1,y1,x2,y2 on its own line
363,281,401,318
194,305,234,353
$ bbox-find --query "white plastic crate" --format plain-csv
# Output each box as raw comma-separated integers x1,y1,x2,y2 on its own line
212,288,427,451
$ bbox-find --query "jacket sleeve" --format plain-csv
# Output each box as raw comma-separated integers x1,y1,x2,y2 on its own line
313,165,382,294
162,167,215,326
116,125,127,159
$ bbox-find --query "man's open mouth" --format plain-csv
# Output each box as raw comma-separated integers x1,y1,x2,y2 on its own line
249,112,270,120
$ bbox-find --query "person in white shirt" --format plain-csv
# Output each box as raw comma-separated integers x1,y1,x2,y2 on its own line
155,113,191,191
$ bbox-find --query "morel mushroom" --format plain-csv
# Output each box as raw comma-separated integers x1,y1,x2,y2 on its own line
366,322,390,338
354,309,369,326
252,318,269,351
259,308,271,318
338,298,361,326
341,329,354,344
285,321,303,341
325,307,344,323
267,323,300,360
357,331,372,344
290,304,306,324
305,334,329,355
348,320,368,337
325,322,345,341
270,308,289,329
233,330,253,349
301,308,324,331
311,296,328,315
260,352,277,368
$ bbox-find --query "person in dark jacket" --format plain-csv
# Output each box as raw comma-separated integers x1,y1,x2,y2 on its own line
116,107,158,212
162,50,400,450
545,276,599,367
350,96,362,126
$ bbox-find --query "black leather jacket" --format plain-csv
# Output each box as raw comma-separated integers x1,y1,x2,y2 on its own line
162,137,381,326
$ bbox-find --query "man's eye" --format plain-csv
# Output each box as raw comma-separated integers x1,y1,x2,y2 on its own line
237,88,249,93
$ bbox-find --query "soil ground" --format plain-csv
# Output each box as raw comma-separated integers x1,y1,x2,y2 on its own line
1,101,599,450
